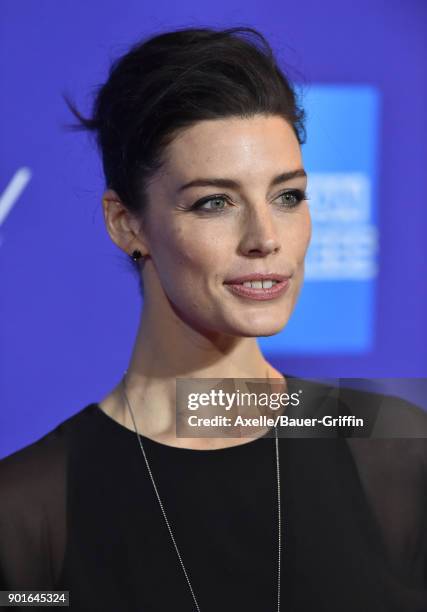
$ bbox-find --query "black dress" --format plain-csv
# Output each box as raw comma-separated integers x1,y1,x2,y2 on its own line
0,375,426,611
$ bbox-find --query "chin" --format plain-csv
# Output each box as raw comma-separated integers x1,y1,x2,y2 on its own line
229,317,289,338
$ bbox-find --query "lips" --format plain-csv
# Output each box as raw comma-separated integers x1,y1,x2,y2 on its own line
223,273,290,285
224,277,291,300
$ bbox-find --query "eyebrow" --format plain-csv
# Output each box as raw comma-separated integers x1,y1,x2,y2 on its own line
176,168,307,193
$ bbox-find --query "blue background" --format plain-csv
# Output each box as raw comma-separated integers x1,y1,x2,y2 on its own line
1,0,426,458
260,85,380,354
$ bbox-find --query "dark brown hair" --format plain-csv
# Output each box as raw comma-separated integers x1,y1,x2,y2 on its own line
64,25,306,296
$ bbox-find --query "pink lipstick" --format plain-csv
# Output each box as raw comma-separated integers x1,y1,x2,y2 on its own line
223,273,291,301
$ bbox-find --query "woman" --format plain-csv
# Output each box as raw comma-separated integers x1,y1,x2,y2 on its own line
0,26,426,612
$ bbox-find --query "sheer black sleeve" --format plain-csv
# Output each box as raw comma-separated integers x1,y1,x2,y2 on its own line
0,426,67,590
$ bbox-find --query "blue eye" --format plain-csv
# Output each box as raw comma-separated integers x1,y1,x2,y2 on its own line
278,189,309,208
193,196,228,211
191,189,309,213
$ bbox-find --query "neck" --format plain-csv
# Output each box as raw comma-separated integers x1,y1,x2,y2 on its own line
99,301,286,449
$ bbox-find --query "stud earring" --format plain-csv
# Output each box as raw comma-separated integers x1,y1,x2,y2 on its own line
130,249,143,261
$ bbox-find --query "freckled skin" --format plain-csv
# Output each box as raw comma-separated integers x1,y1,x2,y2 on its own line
100,114,312,448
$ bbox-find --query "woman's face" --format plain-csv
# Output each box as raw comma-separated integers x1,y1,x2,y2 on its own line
141,114,311,338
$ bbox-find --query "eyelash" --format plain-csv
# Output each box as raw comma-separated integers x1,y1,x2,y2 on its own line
190,189,309,213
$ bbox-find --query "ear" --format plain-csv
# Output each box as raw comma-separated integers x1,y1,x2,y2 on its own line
101,189,149,257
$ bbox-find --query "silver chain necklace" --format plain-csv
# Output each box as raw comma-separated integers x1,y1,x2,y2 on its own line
120,372,282,612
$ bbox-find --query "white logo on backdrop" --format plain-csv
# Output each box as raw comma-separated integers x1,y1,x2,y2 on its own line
305,172,378,280
0,167,32,247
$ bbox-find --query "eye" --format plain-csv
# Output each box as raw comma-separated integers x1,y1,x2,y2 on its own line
191,195,230,212
190,189,309,213
277,189,308,208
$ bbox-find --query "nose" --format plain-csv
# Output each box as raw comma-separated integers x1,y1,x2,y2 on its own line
238,206,281,258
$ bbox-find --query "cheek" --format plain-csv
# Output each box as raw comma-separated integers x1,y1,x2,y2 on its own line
280,210,311,261
302,218,312,254
293,209,312,258
151,221,225,284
